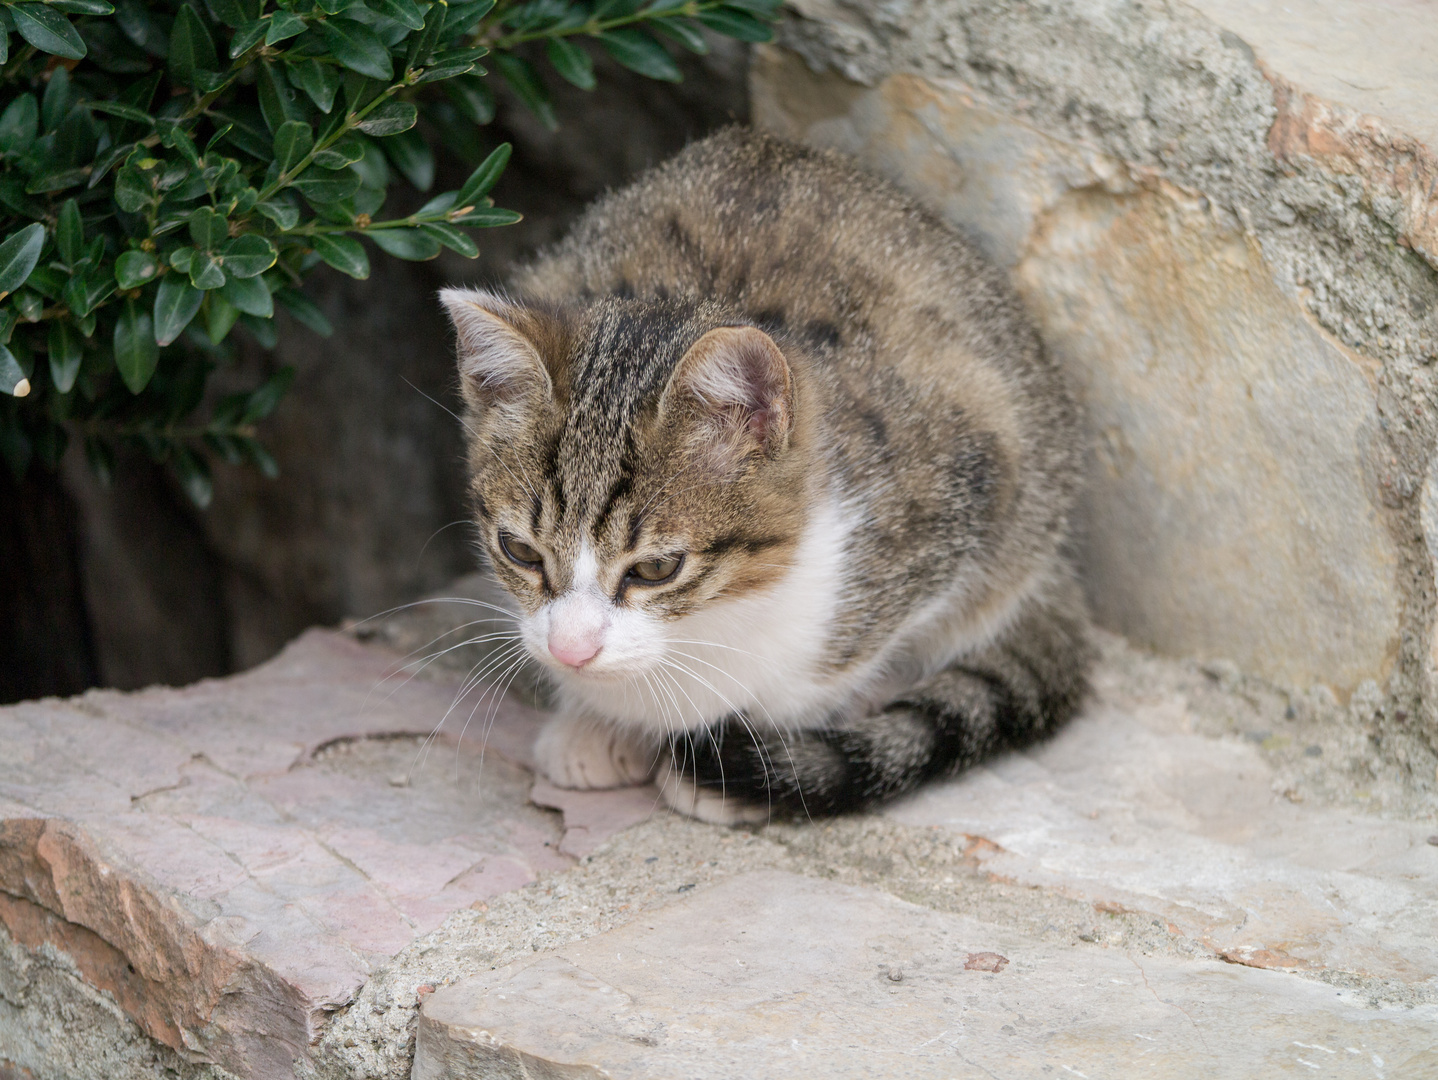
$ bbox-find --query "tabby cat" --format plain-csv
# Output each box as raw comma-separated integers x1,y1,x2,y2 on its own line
440,128,1091,824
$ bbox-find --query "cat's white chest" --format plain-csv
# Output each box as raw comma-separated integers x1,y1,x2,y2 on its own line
558,497,859,732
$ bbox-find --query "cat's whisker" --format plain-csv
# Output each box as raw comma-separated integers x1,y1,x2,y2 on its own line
402,375,543,505
411,641,527,777
456,646,532,787
369,627,523,707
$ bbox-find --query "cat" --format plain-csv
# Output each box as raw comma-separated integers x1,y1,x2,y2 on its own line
440,127,1091,825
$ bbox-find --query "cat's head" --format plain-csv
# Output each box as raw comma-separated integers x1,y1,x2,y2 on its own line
440,287,812,685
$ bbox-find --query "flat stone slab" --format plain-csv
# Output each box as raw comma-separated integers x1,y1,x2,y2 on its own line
414,871,1438,1080
0,629,645,1079
885,658,1438,990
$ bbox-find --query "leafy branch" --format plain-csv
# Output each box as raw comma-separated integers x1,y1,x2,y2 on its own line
0,0,780,504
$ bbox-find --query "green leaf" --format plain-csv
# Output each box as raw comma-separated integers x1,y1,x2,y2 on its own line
275,287,332,336
158,120,202,167
722,0,782,15
55,200,84,269
0,31,7,67
367,226,441,260
292,171,362,203
41,65,71,132
172,446,213,509
255,197,300,229
494,54,555,130
382,128,434,190
154,275,204,346
169,4,220,88
188,207,229,251
286,58,341,113
238,312,277,347
239,436,279,477
114,299,158,393
189,251,227,289
442,0,493,36
240,365,295,422
367,0,426,31
25,264,64,299
313,137,364,169
0,344,29,397
47,320,83,393
114,249,159,289
228,17,267,57
695,7,774,42
219,273,273,317
310,234,370,278
10,4,86,60
454,141,510,206
0,224,45,298
353,100,417,136
13,290,43,322
417,190,456,216
405,0,449,66
452,205,521,227
205,290,240,343
265,9,307,44
649,16,708,53
272,119,313,175
0,94,38,154
85,100,155,125
598,29,682,81
322,18,393,81
207,0,260,28
219,234,277,278
546,36,595,90
25,167,89,194
55,199,83,267
258,60,308,133
420,221,478,257
169,246,196,273
49,0,116,14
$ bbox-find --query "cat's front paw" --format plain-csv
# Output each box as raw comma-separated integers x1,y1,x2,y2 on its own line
533,715,657,790
657,765,770,826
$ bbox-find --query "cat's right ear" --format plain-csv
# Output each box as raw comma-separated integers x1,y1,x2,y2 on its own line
439,288,554,418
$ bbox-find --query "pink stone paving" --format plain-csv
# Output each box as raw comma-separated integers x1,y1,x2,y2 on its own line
0,629,650,1079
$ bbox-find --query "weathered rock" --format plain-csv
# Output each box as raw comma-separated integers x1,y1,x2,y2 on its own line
754,0,1438,765
0,629,641,1079
413,870,1438,1080
885,648,1438,989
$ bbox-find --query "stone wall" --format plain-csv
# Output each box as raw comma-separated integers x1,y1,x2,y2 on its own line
752,0,1438,781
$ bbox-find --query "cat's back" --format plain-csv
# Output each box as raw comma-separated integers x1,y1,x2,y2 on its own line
515,128,1082,548
516,127,1017,360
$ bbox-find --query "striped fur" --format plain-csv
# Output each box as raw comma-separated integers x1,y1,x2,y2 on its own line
441,128,1092,822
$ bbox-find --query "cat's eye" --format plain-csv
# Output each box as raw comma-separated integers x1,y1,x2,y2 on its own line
499,532,544,568
627,554,683,584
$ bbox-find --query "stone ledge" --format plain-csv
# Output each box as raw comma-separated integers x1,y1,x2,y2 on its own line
0,628,644,1079
3,625,1436,1079
412,871,1437,1080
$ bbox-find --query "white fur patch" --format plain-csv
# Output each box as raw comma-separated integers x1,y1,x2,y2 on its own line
545,497,860,737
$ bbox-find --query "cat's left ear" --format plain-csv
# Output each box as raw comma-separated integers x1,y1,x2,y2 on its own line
660,325,794,466
439,287,556,419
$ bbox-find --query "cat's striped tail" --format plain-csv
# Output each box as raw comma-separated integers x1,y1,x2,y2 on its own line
661,575,1092,821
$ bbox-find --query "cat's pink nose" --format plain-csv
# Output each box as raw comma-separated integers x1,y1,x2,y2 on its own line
549,635,601,669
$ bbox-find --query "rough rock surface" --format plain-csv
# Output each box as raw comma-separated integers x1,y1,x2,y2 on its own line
0,628,646,1079
413,872,1436,1080
755,0,1438,774
4,620,1434,1079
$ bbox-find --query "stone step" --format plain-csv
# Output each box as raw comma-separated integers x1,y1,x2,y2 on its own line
413,870,1437,1080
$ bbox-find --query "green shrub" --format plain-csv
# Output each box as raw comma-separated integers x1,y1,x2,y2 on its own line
0,0,776,505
